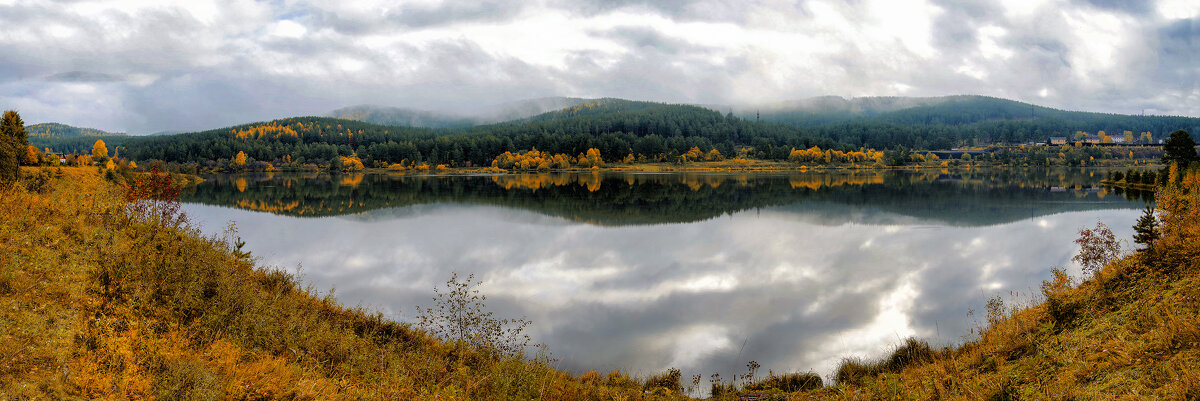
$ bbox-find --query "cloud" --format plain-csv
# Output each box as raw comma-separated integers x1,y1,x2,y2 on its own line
178,188,1143,378
44,71,125,82
0,0,1197,133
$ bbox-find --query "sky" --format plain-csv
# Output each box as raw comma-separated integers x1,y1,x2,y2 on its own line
1,0,1198,134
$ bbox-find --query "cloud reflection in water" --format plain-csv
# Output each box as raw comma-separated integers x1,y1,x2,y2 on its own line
182,199,1140,380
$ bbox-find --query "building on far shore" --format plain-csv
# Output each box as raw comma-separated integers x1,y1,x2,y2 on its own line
1049,137,1067,145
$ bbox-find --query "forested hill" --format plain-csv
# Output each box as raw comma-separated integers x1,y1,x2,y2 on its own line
25,123,128,156
26,122,125,138
29,96,1200,166
744,95,1200,149
68,99,843,167
328,105,477,129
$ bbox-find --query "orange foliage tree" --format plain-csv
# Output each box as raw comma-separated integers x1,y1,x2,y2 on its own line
92,139,108,160
340,154,365,171
125,167,185,227
492,149,574,170
576,148,604,167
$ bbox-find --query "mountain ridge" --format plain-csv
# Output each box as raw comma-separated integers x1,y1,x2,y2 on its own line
26,122,126,138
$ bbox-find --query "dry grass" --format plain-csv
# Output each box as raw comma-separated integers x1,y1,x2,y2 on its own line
774,167,1200,400
0,167,687,400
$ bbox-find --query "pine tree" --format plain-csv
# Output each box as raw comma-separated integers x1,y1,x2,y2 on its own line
1161,130,1198,167
0,110,26,189
1133,205,1160,250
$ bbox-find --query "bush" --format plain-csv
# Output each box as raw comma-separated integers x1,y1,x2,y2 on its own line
1041,267,1081,331
643,367,682,393
1073,222,1122,278
834,357,877,386
417,272,531,358
20,168,52,193
744,372,823,392
835,338,937,386
883,337,935,372
153,357,221,401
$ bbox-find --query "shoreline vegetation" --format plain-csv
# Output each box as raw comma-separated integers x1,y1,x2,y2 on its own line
203,156,1164,176
4,165,1199,399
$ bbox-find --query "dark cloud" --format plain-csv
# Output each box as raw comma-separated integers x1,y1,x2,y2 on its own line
600,26,698,55
305,1,530,35
44,71,124,82
1077,0,1153,14
557,0,710,19
927,0,1004,51
389,1,529,28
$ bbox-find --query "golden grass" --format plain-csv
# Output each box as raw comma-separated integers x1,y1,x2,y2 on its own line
0,167,688,400
767,170,1200,400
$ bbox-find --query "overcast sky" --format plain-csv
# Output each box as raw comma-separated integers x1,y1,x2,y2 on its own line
2,0,1198,134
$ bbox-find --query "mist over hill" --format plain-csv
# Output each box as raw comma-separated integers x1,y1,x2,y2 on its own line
327,97,596,128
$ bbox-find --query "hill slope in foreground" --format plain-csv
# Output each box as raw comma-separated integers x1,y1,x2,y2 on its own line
0,168,681,400
2,167,1199,400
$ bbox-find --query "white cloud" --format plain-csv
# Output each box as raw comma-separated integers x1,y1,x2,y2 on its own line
1157,0,1200,19
268,20,308,38
0,0,1196,133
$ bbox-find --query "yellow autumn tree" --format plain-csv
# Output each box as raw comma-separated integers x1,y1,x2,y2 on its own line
679,147,704,163
23,145,41,165
340,154,365,171
576,148,604,167
92,139,107,160
234,151,248,166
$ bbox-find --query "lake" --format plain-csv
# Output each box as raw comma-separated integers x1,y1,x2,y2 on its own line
179,168,1149,383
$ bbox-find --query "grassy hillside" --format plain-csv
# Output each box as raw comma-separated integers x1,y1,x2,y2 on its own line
719,167,1200,400
0,167,687,400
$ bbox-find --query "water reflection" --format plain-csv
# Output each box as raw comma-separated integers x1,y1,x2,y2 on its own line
183,169,1151,226
180,169,1147,382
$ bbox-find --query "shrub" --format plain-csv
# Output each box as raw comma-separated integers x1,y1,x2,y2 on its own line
1073,222,1122,278
21,168,52,193
153,357,221,401
643,367,682,393
417,272,531,358
883,338,935,372
578,370,601,385
744,372,823,392
1041,267,1081,331
834,357,878,386
835,338,936,386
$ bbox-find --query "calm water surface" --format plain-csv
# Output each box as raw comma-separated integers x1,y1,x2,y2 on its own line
180,169,1148,381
